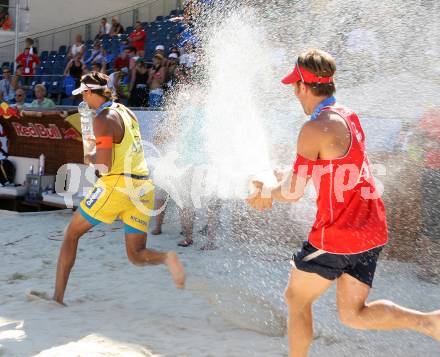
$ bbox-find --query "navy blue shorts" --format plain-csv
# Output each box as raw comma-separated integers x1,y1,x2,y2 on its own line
293,241,383,287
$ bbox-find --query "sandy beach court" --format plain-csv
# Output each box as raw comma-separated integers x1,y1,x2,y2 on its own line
1,209,439,356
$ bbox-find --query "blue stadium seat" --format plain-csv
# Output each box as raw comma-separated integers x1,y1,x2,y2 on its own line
83,49,92,61
40,51,49,61
48,50,58,59
58,45,67,55
144,49,155,61
49,76,64,94
169,9,178,16
155,16,164,22
25,89,34,102
40,75,52,90
61,97,75,106
116,33,128,41
36,66,45,76
126,26,134,34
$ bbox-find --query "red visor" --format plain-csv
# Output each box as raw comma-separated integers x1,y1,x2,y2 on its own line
281,62,333,85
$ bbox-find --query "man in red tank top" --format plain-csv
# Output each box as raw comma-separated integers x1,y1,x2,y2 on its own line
247,49,440,356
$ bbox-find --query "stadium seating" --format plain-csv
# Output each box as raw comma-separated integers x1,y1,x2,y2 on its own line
12,9,184,105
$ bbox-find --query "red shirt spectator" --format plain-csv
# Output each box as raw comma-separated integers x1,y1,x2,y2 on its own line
0,8,12,31
16,48,40,76
114,47,133,70
129,21,146,55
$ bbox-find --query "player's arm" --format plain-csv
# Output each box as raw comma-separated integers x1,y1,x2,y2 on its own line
270,121,320,203
88,111,114,174
247,121,321,210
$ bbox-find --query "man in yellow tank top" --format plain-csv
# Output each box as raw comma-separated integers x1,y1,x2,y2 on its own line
53,72,185,305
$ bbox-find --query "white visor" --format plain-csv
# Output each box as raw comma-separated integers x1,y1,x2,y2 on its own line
72,83,108,96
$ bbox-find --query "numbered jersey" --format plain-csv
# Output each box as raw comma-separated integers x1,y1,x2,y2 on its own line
299,105,388,254
104,103,149,177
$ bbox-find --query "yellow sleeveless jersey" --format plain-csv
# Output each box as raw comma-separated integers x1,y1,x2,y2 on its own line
102,103,149,177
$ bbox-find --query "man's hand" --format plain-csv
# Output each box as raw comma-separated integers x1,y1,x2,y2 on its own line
246,180,273,211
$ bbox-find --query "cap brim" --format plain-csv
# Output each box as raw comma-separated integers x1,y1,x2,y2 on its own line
72,87,83,96
281,70,300,85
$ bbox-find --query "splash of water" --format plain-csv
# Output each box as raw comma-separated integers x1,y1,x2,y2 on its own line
144,0,440,338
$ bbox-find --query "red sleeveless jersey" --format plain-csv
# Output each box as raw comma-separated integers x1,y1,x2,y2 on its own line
293,105,388,254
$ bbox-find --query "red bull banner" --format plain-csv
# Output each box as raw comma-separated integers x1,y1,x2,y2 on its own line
0,107,83,175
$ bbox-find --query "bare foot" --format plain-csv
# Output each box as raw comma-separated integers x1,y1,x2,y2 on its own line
165,252,185,289
151,227,162,235
178,238,193,247
426,310,440,342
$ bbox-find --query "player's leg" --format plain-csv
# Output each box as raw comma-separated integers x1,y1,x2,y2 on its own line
336,273,440,341
151,189,169,235
201,197,221,250
178,206,195,246
285,268,333,357
124,231,185,288
53,209,96,304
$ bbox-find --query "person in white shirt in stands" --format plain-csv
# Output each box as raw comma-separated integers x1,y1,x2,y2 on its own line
96,18,111,39
68,34,85,59
179,42,197,69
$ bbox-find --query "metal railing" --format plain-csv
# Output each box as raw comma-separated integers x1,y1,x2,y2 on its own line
0,0,183,65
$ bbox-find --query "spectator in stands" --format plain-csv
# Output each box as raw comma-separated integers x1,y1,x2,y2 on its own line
155,45,169,67
170,46,180,58
84,41,104,66
119,38,129,53
129,59,149,107
15,47,40,78
25,38,38,55
29,84,55,109
165,53,182,91
68,34,85,59
129,21,146,57
64,54,87,87
148,54,166,108
108,67,130,102
12,88,27,110
110,17,124,37
114,47,132,70
180,42,197,69
125,46,140,87
91,62,106,74
102,48,114,67
0,7,12,31
96,17,111,39
155,45,166,57
0,66,17,103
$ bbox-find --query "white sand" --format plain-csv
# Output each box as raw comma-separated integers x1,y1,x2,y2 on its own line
0,208,439,357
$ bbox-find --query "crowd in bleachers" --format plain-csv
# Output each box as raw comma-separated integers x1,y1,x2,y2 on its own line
0,8,199,109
